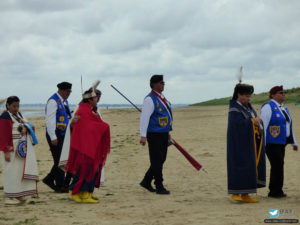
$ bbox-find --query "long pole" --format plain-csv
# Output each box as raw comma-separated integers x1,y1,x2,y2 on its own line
111,85,141,112
110,84,205,172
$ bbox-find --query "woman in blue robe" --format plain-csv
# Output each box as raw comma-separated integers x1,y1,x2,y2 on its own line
227,83,266,203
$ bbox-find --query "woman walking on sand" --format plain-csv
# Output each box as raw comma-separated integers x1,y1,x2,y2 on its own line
66,81,110,203
0,96,39,205
227,82,266,203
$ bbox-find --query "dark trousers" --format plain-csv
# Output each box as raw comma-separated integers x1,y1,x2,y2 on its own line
143,132,169,187
45,130,68,188
266,143,286,194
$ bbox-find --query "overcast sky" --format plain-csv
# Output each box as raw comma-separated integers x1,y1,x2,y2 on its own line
0,0,300,104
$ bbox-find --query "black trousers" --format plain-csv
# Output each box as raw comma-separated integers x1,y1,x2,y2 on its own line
143,132,169,186
266,143,286,194
45,130,69,188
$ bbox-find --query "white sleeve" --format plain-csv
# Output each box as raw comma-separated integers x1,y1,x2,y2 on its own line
291,122,297,146
46,99,58,141
260,104,272,144
140,97,154,137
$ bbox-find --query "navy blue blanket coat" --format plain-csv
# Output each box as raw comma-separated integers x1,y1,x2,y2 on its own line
227,100,266,194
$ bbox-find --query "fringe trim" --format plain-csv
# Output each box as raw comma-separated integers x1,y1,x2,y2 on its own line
228,189,257,194
23,174,39,181
5,189,38,198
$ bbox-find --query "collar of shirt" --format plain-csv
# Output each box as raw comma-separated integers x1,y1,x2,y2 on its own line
271,99,284,108
152,90,165,99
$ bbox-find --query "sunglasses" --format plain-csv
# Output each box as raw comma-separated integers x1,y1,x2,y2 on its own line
159,81,165,85
278,91,286,95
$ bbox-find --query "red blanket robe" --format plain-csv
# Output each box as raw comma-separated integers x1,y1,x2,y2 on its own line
0,111,13,153
66,103,110,194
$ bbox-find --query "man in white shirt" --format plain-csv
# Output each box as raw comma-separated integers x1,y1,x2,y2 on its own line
43,82,72,193
140,75,173,195
261,85,298,198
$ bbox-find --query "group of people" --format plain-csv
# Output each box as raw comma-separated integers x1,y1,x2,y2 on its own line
227,83,297,203
0,75,298,206
0,81,111,204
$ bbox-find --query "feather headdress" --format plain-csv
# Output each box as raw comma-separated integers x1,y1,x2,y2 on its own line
0,98,6,106
82,80,101,99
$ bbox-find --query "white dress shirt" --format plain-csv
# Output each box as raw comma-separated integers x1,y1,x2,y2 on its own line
140,91,171,137
46,93,64,141
261,99,297,146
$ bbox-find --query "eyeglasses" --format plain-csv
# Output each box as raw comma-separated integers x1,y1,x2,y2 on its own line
160,81,165,85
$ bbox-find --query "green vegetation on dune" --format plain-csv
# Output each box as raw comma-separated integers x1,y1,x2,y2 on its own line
191,87,300,106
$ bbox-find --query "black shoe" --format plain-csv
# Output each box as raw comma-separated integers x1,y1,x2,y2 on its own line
156,187,170,195
42,177,57,192
268,192,287,198
56,187,69,193
140,181,156,192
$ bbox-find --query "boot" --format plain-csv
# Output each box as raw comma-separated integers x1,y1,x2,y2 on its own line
241,194,259,203
16,197,27,204
155,183,170,195
231,194,243,201
140,179,156,192
5,198,22,205
89,193,99,200
42,175,57,192
81,192,99,203
71,193,82,203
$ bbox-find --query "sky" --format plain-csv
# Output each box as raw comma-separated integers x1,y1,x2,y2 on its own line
0,0,300,104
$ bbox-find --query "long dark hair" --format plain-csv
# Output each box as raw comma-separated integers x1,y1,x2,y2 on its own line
232,83,254,100
6,96,20,110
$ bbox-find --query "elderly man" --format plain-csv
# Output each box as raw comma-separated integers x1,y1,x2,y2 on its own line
261,86,298,198
139,75,173,195
43,82,72,193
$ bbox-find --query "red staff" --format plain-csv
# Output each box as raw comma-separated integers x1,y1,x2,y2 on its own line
111,85,206,172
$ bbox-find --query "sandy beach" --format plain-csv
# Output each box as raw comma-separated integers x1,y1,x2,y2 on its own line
0,105,299,225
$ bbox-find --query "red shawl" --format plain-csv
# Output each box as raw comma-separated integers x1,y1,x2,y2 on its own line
66,103,110,189
0,111,13,152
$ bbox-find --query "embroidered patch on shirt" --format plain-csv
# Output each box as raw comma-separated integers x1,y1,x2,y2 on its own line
269,126,280,138
159,117,168,127
59,116,65,122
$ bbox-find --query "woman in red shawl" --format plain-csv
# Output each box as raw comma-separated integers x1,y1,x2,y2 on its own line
66,83,110,203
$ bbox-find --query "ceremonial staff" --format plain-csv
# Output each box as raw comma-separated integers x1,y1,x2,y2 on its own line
110,84,206,172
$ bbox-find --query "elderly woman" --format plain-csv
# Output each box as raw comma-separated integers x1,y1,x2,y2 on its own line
227,83,266,203
66,83,110,203
0,96,39,205
261,86,298,198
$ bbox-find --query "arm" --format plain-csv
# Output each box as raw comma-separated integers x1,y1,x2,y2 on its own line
260,104,272,143
0,116,13,162
46,99,58,145
290,123,298,151
140,97,154,146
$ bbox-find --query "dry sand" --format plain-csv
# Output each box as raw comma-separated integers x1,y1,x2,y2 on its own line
0,105,299,225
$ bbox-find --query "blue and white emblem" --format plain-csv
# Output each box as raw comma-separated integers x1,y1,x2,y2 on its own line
17,141,27,158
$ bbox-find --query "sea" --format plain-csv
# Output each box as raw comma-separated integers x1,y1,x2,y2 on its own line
0,104,187,118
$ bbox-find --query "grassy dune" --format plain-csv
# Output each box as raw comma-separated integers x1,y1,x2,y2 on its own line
191,87,300,106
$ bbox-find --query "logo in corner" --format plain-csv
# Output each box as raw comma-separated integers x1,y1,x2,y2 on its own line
269,209,279,218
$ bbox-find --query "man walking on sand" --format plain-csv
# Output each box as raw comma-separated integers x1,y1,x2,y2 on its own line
139,75,173,195
43,82,72,193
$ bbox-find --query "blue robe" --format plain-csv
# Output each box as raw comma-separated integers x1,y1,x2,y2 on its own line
227,100,266,194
